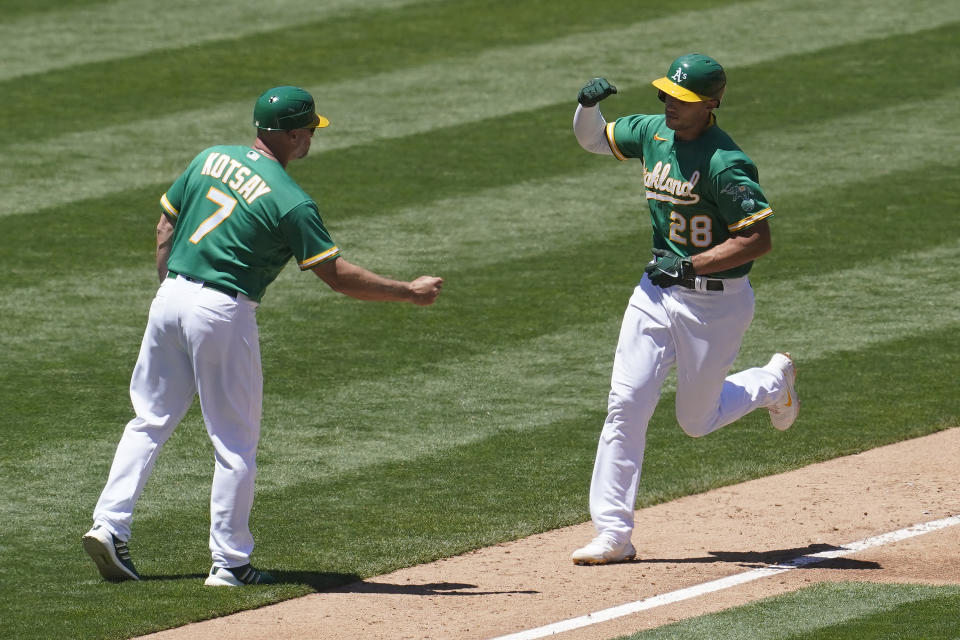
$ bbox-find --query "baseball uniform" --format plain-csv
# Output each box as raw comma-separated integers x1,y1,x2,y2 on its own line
570,55,798,564
89,88,338,577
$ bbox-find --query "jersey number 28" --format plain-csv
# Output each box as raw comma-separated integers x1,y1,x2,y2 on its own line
669,211,713,248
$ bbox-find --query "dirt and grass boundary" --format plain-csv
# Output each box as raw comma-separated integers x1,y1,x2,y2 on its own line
140,428,960,640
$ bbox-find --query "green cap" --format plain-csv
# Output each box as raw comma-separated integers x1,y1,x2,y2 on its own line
652,54,726,102
253,86,330,131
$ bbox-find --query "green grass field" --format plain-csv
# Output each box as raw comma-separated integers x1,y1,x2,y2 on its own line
625,583,960,640
1,1,959,638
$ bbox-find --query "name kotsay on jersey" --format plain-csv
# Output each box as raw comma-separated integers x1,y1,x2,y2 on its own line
200,152,272,204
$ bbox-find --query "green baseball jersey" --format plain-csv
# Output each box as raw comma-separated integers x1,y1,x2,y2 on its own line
605,114,772,278
160,145,340,302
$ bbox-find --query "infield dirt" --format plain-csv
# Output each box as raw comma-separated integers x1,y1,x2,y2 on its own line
140,427,960,640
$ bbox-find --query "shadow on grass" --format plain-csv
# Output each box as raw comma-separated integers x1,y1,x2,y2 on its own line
639,543,881,570
139,573,209,582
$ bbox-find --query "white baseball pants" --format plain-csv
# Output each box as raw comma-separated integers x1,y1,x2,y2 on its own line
589,273,784,542
92,275,262,568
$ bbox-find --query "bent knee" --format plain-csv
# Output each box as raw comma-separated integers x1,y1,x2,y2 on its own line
676,415,717,438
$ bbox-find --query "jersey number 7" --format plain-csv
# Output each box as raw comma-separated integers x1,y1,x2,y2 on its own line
189,187,238,244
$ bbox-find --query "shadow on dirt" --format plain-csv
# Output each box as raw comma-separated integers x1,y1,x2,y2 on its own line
639,543,881,570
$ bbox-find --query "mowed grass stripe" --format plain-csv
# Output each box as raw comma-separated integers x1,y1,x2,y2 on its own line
2,0,958,218
0,0,428,81
739,240,960,361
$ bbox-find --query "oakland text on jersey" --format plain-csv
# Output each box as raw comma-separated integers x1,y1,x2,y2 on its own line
199,151,272,205
643,161,700,206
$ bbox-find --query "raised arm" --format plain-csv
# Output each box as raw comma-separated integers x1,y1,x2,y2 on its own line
574,77,618,156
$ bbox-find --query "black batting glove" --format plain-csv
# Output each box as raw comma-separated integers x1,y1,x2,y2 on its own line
578,77,617,107
644,248,696,288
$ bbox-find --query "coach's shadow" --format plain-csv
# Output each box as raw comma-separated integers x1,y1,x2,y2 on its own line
258,573,538,596
641,543,881,570
139,572,539,594
267,571,363,590
139,571,362,589
328,580,539,596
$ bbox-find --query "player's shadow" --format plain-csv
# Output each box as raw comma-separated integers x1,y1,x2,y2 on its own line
640,543,881,570
331,581,540,596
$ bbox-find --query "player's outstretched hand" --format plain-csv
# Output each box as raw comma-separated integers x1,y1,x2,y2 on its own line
578,77,617,107
409,276,443,306
644,249,695,288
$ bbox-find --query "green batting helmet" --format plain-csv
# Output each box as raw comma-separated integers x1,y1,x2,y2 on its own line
253,86,330,131
652,54,726,103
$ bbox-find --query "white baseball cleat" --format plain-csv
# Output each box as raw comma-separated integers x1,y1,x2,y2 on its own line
571,535,637,565
204,563,276,586
766,352,799,431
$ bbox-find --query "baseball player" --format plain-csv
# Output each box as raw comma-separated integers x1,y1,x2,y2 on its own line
83,86,443,586
569,55,798,565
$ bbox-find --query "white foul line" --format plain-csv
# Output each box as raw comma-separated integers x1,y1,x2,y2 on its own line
489,514,960,640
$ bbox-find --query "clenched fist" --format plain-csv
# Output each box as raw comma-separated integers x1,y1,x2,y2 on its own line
578,77,617,107
409,276,443,306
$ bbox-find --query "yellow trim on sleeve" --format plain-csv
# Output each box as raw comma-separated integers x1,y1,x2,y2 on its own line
605,122,626,161
160,193,179,218
298,246,341,269
728,207,773,232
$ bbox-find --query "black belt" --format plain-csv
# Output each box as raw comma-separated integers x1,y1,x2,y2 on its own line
679,278,724,291
167,271,238,299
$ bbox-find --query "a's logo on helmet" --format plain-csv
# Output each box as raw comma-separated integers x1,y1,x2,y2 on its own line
268,96,279,104
671,68,687,84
